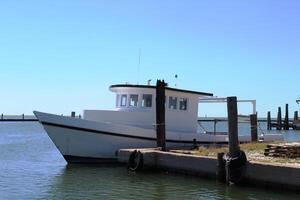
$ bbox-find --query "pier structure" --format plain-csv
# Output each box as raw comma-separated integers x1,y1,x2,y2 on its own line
118,96,300,191
0,112,80,122
0,114,37,122
118,148,300,192
267,104,298,130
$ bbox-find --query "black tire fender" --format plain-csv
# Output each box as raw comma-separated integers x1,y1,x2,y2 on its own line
128,150,143,171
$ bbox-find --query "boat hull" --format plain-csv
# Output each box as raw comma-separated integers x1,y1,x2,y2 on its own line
41,121,157,162
34,111,284,164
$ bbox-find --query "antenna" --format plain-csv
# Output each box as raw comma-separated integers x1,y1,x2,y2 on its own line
137,48,141,85
175,74,178,88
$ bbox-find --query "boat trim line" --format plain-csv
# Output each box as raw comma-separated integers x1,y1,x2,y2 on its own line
40,121,228,144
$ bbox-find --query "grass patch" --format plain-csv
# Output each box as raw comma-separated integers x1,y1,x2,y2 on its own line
189,142,300,165
193,142,268,157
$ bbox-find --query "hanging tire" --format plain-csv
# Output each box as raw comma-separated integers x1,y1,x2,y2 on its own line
128,150,144,171
224,150,247,184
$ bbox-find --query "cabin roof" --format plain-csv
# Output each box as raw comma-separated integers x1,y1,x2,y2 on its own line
109,84,213,96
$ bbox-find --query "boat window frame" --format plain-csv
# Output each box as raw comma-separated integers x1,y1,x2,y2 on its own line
120,94,127,107
168,96,178,110
179,97,188,111
142,94,152,108
129,94,139,107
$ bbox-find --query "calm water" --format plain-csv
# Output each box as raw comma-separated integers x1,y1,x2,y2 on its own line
1,122,300,200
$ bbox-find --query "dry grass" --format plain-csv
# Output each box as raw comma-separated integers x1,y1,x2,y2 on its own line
193,142,268,157
186,142,300,165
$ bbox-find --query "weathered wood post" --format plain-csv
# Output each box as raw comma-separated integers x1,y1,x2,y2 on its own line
216,152,226,182
294,111,298,121
284,104,289,130
227,96,240,157
277,107,282,130
156,80,166,151
71,111,76,118
250,114,258,142
294,111,299,130
267,111,271,130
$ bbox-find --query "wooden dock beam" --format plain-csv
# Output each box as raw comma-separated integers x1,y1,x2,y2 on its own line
156,80,166,151
250,114,258,142
294,111,298,121
284,104,289,130
277,107,282,130
267,111,271,130
227,96,239,157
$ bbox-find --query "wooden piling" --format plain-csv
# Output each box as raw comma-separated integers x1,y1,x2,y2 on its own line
267,111,271,130
227,96,240,157
277,107,282,130
217,152,226,182
294,111,298,121
71,111,76,118
250,114,258,142
156,80,166,151
284,104,289,130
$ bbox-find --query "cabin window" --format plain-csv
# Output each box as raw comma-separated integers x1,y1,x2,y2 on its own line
169,96,177,110
142,94,152,108
179,98,188,110
120,94,127,107
129,94,138,107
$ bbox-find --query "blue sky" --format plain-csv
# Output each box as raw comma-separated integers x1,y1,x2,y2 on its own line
1,0,300,117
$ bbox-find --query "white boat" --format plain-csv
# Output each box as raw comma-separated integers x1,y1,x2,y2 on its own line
34,84,283,163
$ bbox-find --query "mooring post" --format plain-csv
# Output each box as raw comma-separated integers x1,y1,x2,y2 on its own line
71,111,76,118
284,104,289,130
277,107,282,130
156,80,166,151
294,111,298,121
250,114,258,142
267,111,271,130
227,96,240,157
217,152,226,182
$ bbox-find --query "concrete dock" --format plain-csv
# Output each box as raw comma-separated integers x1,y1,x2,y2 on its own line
118,148,300,192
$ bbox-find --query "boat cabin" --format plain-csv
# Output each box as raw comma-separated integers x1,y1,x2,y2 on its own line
84,84,213,133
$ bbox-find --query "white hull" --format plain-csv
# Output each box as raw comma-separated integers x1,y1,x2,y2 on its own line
42,124,157,162
34,111,283,163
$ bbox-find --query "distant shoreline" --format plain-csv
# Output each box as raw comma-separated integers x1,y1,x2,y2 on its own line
0,115,294,122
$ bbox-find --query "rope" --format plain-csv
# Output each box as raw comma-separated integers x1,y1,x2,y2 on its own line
152,123,166,127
